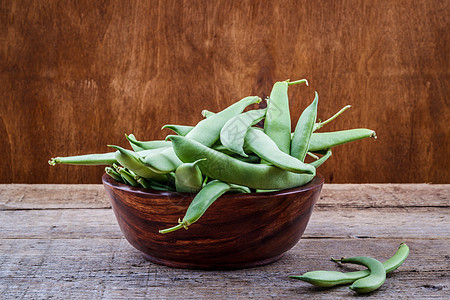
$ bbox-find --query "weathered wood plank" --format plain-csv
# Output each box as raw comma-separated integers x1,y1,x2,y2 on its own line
0,184,447,298
0,184,448,210
318,184,450,208
0,207,447,240
0,238,447,299
0,184,110,210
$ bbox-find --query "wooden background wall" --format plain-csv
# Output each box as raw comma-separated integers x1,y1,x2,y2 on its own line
1,0,448,184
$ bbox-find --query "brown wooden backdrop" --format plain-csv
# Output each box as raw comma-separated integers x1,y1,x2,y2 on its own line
1,0,449,184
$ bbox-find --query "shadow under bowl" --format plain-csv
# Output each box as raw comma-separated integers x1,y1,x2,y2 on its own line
102,173,324,270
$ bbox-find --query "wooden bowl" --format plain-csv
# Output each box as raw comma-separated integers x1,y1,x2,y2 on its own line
102,173,324,270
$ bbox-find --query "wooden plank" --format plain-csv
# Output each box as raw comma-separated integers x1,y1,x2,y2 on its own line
318,184,450,208
0,184,447,298
1,184,448,210
0,238,447,299
0,184,110,210
1,0,449,184
0,207,447,240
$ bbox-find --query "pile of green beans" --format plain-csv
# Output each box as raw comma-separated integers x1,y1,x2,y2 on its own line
48,79,376,234
290,243,409,294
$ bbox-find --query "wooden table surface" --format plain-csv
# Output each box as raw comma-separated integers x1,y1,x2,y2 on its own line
0,184,448,299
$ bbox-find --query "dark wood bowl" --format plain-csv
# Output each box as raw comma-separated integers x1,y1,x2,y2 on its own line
102,173,324,270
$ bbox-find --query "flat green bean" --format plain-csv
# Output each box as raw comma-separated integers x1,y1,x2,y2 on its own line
291,91,318,161
136,176,153,189
48,148,159,167
161,124,194,136
117,167,139,187
245,128,316,174
169,135,315,190
308,129,376,152
212,142,254,156
105,166,123,182
231,153,260,164
220,108,267,157
126,134,142,151
341,257,386,294
228,184,251,194
290,243,409,288
126,134,172,151
162,124,194,136
186,96,261,146
309,149,332,168
139,148,183,174
264,81,292,154
109,145,167,182
48,152,117,166
135,176,174,191
175,159,205,193
140,96,261,173
159,180,231,233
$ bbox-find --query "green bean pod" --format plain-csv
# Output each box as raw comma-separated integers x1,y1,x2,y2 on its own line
291,270,362,288
125,134,143,152
220,108,267,157
291,257,386,292
48,148,159,167
186,96,261,145
245,128,316,174
159,180,231,233
117,167,139,187
212,143,254,156
141,96,261,173
309,149,332,168
264,81,292,154
290,243,409,288
134,176,174,191
139,147,183,174
169,135,315,190
228,184,251,194
231,153,260,164
48,152,117,166
291,91,318,161
341,257,386,294
105,166,123,182
135,176,153,189
175,159,205,193
308,129,376,152
126,134,172,151
109,145,167,182
162,124,194,136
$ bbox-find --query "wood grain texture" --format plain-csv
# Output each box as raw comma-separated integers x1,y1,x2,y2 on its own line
1,0,449,183
103,173,324,269
0,184,448,298
1,182,448,210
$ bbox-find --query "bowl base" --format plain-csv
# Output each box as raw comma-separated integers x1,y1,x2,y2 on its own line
142,253,285,270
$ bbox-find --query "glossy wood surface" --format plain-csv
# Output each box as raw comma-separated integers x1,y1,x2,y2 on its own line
1,0,448,184
102,173,324,269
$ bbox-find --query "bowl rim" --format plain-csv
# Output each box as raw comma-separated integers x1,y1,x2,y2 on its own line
102,172,324,198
